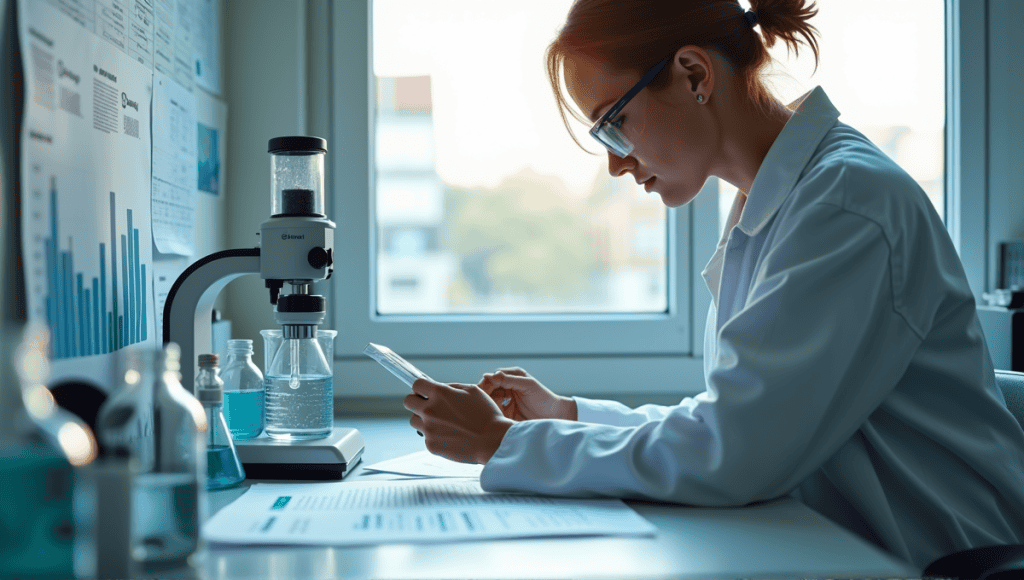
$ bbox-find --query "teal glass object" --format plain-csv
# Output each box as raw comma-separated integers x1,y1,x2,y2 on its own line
223,389,264,439
220,339,264,439
196,354,245,490
0,443,76,578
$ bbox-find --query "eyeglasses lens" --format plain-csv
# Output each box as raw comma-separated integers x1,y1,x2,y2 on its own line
596,124,633,157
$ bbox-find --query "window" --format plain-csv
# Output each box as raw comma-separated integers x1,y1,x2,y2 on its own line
328,1,948,397
372,2,669,316
719,1,946,233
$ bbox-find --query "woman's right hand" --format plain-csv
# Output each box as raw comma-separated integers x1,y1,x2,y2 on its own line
478,368,577,422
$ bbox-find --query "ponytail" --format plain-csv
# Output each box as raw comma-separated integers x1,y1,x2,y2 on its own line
749,0,820,70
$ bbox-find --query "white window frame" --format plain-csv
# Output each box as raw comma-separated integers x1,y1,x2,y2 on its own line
325,0,964,399
945,0,987,299
327,0,710,398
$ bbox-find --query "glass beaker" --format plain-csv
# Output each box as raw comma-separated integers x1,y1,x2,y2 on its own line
260,329,336,440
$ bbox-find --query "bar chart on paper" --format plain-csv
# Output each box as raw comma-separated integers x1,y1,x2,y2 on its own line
24,164,153,360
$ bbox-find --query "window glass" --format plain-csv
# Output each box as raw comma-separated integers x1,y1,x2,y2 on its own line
719,1,946,232
372,0,667,315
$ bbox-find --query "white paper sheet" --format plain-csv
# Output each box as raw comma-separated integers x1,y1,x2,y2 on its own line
203,479,657,546
192,0,219,94
43,0,155,69
151,71,197,255
363,450,484,479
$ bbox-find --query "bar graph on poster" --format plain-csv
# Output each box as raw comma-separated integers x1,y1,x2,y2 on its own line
27,167,150,359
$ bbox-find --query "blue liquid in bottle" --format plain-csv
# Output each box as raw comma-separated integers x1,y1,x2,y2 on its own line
221,339,264,439
223,389,264,439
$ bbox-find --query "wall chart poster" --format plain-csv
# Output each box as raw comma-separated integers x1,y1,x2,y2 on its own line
19,0,155,387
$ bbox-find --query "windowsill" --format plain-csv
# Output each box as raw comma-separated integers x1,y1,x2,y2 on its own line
334,390,695,418
333,354,707,403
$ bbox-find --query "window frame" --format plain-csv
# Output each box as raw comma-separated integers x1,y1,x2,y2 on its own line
327,0,714,398
944,0,988,300
325,0,961,399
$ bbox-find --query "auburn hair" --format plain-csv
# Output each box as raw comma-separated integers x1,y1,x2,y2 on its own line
546,0,820,148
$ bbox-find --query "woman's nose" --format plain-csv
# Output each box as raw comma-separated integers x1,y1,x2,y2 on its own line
607,151,635,177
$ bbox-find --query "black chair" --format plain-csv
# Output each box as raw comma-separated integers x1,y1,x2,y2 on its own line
921,370,1024,579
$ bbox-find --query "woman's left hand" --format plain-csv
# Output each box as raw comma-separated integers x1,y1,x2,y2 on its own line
404,379,516,464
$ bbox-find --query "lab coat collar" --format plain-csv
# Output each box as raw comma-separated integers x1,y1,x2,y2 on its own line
736,86,841,237
700,87,840,307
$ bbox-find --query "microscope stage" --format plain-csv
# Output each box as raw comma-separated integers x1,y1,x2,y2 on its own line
234,426,364,480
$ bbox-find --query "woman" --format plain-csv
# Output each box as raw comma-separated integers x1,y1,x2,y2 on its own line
403,0,1024,568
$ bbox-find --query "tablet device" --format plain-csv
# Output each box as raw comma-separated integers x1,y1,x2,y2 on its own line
363,342,432,388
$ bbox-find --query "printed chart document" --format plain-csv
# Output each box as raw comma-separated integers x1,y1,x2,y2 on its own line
363,450,484,479
203,479,657,546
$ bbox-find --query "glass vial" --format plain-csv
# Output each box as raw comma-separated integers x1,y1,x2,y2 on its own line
264,331,333,440
196,354,245,489
98,349,155,469
94,349,155,578
133,343,207,574
220,339,264,439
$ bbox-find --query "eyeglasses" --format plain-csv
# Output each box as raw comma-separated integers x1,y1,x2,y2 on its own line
589,54,674,157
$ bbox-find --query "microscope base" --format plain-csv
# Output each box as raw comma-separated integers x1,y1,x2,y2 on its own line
234,426,364,480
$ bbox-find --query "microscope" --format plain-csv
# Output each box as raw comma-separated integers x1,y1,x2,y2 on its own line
163,136,363,479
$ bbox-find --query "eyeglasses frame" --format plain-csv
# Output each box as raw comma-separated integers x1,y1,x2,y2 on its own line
588,54,675,157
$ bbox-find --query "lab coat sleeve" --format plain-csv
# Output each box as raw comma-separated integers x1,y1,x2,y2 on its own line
573,396,678,426
481,192,923,506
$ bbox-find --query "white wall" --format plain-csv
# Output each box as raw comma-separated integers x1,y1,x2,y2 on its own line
222,0,310,367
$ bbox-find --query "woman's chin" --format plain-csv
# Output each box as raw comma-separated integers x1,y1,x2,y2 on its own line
655,184,703,208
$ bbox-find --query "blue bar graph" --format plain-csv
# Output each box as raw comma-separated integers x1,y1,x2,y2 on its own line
44,178,148,359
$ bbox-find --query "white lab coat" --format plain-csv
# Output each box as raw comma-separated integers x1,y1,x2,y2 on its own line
479,87,1024,569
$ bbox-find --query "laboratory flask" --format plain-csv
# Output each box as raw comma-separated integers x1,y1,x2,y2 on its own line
220,339,264,439
195,354,245,489
133,343,207,573
261,328,336,440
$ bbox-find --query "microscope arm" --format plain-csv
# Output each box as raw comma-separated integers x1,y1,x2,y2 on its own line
164,248,261,392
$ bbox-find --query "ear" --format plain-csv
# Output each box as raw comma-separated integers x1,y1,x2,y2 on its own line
671,46,715,101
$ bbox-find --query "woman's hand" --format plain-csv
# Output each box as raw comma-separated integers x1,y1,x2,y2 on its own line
403,379,515,464
478,368,577,422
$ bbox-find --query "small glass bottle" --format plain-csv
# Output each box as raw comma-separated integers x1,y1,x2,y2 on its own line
264,330,333,440
133,343,207,574
220,339,264,439
195,354,245,489
97,349,155,469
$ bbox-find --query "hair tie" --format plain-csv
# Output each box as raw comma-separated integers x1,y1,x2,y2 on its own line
745,9,759,28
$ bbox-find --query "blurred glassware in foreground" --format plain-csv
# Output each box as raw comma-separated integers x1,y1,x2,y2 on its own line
132,343,208,574
0,323,97,579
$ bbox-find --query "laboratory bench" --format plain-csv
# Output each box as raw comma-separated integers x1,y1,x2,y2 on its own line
202,416,919,580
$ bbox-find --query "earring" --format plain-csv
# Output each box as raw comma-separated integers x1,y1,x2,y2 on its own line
696,94,705,103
